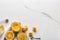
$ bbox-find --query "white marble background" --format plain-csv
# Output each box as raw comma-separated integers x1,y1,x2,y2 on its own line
0,0,60,40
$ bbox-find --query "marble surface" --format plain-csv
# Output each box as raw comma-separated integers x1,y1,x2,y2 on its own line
0,0,60,40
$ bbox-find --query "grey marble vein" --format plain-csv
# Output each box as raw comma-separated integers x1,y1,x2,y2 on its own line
24,5,60,24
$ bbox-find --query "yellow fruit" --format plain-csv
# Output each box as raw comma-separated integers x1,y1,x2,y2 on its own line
11,21,21,32
22,25,28,32
17,32,27,40
28,32,33,37
32,26,37,32
5,31,14,40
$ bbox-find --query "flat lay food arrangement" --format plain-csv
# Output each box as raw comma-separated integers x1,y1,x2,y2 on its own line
0,18,40,40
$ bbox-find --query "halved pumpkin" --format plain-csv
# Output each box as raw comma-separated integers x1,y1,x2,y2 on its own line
5,31,14,40
11,21,21,32
17,32,27,40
